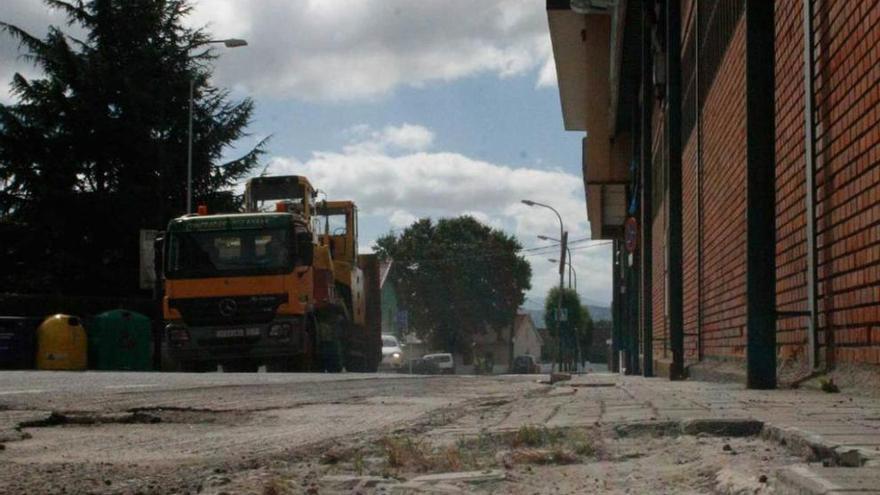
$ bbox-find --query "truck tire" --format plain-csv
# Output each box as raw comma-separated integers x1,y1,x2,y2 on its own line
321,340,343,372
364,334,381,373
181,360,214,373
222,360,259,373
315,315,343,373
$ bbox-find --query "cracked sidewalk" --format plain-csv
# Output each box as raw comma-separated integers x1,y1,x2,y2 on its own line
567,373,880,494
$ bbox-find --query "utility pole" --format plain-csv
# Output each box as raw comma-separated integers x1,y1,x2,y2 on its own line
520,199,566,373
186,38,248,213
557,231,568,372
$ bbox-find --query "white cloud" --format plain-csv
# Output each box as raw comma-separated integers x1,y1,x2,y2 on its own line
263,123,610,304
343,123,435,155
0,1,75,104
389,209,417,229
1,1,555,102
536,56,557,89
185,0,552,101
267,150,587,241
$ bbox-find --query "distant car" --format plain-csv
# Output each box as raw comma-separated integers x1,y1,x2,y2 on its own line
422,353,455,374
405,358,440,375
380,335,403,370
512,355,540,374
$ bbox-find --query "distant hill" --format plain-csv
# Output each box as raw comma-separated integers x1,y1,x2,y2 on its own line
523,304,612,329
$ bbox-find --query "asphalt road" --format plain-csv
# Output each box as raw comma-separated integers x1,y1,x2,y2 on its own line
0,371,546,493
0,371,811,494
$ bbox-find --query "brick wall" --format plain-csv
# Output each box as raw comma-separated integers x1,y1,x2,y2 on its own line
682,130,700,365
634,0,880,372
770,0,880,367
775,1,810,363
652,102,668,363
813,0,880,365
696,20,748,360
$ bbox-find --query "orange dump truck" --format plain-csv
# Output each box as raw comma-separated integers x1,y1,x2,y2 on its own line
159,176,381,372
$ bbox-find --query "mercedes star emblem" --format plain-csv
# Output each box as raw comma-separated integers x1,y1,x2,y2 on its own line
218,298,237,317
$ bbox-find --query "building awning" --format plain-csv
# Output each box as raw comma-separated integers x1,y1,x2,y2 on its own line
547,4,612,132
547,1,631,240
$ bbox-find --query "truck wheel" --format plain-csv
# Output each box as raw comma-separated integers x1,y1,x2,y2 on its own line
364,336,381,373
345,353,367,372
222,360,258,373
265,359,291,372
181,360,214,373
316,316,343,373
321,341,343,372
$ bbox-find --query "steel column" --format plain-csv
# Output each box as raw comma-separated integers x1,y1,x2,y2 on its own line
802,0,820,371
745,0,778,389
611,240,621,372
640,0,654,377
666,0,685,380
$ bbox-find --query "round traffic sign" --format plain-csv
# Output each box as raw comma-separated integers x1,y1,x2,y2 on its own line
624,216,638,253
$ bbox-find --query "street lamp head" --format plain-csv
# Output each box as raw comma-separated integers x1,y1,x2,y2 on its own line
521,199,536,207
537,235,551,241
548,258,558,263
222,38,248,48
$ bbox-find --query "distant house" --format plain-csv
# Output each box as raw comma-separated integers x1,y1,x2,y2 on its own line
379,260,400,338
472,312,544,373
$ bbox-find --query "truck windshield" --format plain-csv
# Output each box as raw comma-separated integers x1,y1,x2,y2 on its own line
166,228,292,279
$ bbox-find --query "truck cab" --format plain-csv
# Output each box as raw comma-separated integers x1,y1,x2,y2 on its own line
159,175,380,373
162,211,316,371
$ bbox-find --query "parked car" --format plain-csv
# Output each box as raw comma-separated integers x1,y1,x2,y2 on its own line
380,334,404,370
422,353,455,374
404,357,440,375
512,355,540,374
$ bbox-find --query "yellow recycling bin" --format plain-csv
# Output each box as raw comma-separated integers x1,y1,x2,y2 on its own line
36,314,88,370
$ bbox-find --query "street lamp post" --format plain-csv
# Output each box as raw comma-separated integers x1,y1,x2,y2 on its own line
522,199,566,373
549,257,583,371
548,258,576,291
187,38,248,214
540,235,576,290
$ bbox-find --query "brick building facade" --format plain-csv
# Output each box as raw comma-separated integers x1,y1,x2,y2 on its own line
547,0,880,387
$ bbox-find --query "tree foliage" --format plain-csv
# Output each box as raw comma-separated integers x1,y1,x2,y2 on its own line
0,0,264,295
544,287,593,364
375,216,531,355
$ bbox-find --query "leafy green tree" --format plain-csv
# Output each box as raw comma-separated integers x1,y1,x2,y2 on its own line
544,287,592,368
0,0,265,295
579,305,594,366
375,216,531,355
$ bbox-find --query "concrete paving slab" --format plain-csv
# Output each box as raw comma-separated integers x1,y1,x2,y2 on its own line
819,435,880,446
776,465,880,494
410,469,506,484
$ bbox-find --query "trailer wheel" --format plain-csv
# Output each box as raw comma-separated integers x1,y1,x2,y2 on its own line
316,316,343,373
180,360,214,373
321,341,343,372
222,360,258,373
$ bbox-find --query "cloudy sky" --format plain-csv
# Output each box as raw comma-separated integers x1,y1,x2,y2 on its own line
1,0,613,307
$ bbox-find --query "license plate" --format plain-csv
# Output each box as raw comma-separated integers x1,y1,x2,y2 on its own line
215,328,261,338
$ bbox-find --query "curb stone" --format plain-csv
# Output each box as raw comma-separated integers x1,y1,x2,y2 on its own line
774,465,880,495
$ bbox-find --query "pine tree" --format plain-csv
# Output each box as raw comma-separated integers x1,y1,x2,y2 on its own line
0,0,265,295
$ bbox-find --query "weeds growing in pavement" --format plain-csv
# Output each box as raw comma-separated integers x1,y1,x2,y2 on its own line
381,435,433,471
352,451,365,475
511,425,565,448
375,427,600,475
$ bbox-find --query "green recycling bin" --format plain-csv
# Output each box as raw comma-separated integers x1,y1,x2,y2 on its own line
88,310,152,371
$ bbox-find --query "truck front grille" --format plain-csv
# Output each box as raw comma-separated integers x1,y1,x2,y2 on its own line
169,294,287,327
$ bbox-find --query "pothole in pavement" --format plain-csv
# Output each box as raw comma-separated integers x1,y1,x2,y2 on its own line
14,407,255,431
